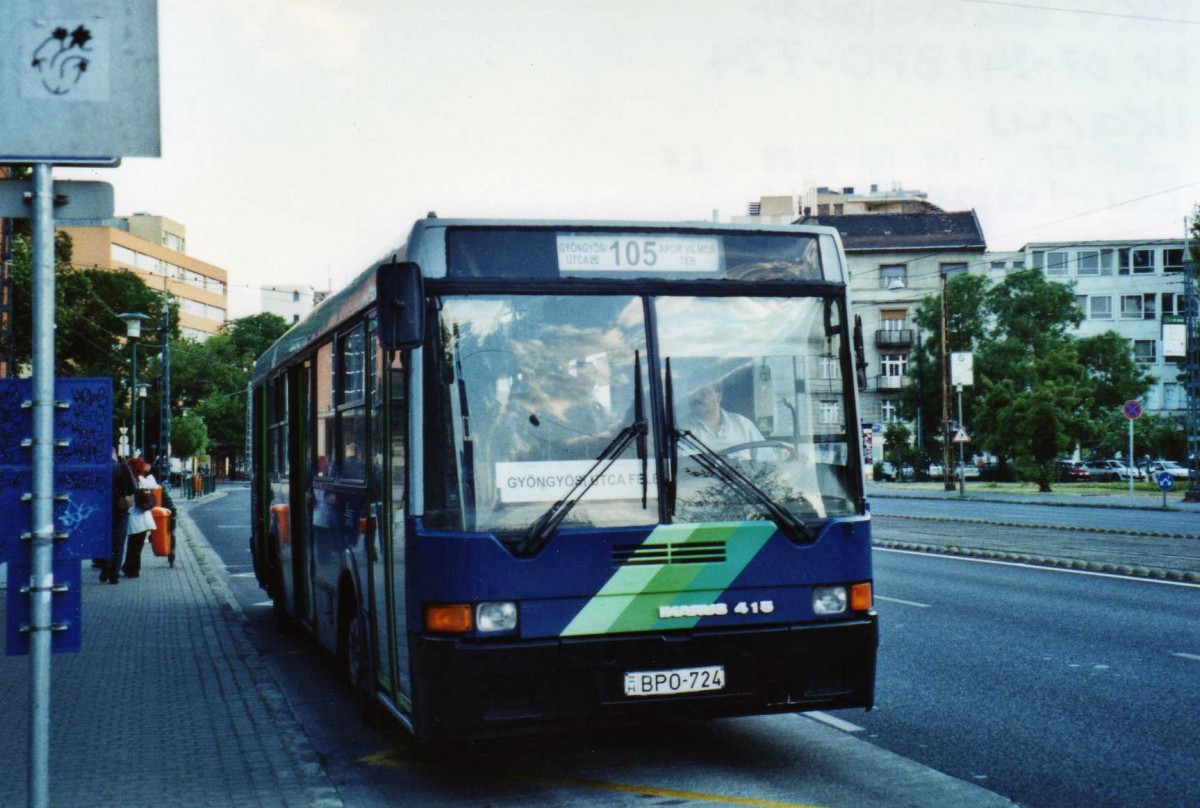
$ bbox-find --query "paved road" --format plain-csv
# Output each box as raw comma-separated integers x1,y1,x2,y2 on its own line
193,486,1012,807
832,547,1200,807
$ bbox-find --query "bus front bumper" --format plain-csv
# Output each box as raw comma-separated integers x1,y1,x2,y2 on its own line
410,617,877,741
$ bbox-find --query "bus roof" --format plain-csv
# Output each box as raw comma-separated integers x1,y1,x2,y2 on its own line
253,217,845,384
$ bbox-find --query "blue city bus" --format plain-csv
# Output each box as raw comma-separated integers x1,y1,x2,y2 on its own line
249,217,876,743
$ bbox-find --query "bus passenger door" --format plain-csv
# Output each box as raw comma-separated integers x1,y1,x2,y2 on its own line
366,326,395,698
289,361,313,624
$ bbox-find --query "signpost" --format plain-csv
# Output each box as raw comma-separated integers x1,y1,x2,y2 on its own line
950,353,973,495
1,4,159,805
1157,470,1174,508
1123,400,1143,498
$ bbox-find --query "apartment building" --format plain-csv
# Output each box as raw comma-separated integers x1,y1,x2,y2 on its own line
261,284,328,325
59,214,228,340
799,211,988,426
1006,240,1190,415
734,184,941,225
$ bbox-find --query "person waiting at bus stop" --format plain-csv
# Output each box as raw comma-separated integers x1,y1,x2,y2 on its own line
101,448,138,584
122,457,158,578
682,380,772,461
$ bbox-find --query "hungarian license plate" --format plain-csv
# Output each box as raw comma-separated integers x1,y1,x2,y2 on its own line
623,665,725,697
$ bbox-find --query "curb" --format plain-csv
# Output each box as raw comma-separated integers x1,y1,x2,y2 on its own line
874,539,1200,584
868,490,1199,513
875,511,1200,541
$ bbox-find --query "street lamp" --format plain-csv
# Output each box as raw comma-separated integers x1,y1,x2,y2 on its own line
136,383,150,458
118,312,149,457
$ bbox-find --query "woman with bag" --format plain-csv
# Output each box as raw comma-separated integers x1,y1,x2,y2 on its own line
101,449,138,584
122,457,158,579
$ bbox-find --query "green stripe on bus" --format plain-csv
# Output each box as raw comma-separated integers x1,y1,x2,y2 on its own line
559,521,776,636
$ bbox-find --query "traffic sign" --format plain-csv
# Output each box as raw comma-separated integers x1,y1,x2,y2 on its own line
0,179,114,219
1156,471,1174,491
1123,400,1143,420
952,426,971,444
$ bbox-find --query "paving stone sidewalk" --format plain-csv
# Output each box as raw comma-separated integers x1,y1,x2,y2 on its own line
0,501,342,807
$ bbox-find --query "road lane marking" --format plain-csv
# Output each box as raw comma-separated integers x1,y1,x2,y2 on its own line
250,600,273,608
359,746,824,806
806,711,865,733
876,595,932,608
229,572,256,579
1171,652,1200,662
877,547,1200,589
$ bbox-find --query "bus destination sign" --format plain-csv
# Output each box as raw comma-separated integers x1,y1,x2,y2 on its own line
557,234,722,274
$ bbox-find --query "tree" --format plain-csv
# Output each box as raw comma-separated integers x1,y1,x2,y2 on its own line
171,411,210,460
170,313,289,462
883,420,912,480
900,273,988,458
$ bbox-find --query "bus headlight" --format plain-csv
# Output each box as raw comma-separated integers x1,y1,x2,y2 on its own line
813,586,848,615
476,601,518,632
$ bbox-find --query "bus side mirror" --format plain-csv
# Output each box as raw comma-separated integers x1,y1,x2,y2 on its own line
377,260,425,350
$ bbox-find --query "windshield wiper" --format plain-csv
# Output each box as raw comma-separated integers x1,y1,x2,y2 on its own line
674,429,815,543
517,418,648,555
518,352,650,556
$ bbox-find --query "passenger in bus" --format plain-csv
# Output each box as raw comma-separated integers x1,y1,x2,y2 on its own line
683,382,773,461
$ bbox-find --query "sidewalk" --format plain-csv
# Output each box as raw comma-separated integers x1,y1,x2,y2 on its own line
0,496,343,807
867,482,1200,582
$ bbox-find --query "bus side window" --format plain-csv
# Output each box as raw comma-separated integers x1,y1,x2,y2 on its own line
315,342,335,478
389,352,406,508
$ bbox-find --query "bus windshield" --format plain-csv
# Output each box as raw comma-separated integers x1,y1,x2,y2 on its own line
424,294,858,535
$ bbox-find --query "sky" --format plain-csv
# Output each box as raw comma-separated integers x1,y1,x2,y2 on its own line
56,0,1200,319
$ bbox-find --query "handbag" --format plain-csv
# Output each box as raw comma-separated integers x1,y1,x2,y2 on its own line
134,487,156,511
117,493,135,512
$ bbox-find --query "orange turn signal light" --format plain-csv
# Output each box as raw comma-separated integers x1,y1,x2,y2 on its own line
424,603,473,633
850,582,873,612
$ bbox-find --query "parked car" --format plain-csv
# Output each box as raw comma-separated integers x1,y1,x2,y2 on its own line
954,463,981,480
1145,459,1189,480
878,461,897,482
1085,459,1142,482
1057,460,1091,482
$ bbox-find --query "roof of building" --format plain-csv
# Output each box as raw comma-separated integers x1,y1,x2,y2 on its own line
798,211,986,252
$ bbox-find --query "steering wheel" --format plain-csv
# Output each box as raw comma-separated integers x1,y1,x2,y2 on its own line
716,440,798,461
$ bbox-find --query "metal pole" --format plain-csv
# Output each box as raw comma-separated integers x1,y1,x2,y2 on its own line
941,270,953,490
160,298,170,476
1128,417,1134,498
130,340,138,456
957,384,965,495
29,162,55,808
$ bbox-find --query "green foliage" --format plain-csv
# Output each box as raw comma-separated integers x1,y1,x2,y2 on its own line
170,313,290,456
904,268,1153,491
171,411,209,459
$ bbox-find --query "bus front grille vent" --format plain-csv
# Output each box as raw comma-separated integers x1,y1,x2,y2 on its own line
612,541,726,566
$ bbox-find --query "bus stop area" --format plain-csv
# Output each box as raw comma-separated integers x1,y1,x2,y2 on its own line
0,485,1017,808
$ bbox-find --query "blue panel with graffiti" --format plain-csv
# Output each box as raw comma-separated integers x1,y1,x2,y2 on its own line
0,378,112,563
1,378,111,655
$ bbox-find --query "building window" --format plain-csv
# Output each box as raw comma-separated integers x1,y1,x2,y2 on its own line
1162,292,1183,317
1120,294,1155,320
1012,259,1025,269
880,399,898,423
819,400,839,425
880,309,908,330
293,290,301,302
1132,249,1154,274
880,354,908,377
293,314,300,323
1076,295,1088,315
1133,339,1156,363
818,355,840,380
111,244,137,266
1088,296,1112,320
833,203,844,215
880,264,907,289
990,260,1007,270
1163,383,1184,410
940,262,968,280
817,204,830,216
1163,248,1184,272
1077,250,1113,276
1046,251,1069,276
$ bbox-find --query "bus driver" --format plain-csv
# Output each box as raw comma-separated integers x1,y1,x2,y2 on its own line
683,382,772,461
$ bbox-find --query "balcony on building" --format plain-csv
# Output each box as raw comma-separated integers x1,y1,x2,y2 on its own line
875,328,914,350
876,374,911,390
